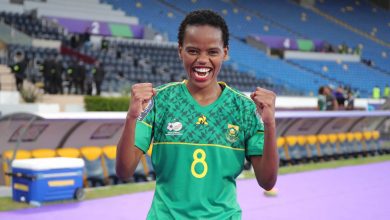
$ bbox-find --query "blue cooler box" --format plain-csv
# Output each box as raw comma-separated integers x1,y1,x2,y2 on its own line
11,157,85,205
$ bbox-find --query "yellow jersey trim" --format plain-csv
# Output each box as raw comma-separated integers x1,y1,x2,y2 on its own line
156,82,183,92
224,84,253,101
153,142,245,151
140,121,152,128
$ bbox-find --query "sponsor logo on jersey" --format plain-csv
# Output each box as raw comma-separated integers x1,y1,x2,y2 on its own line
138,99,154,121
226,124,239,143
196,115,208,125
166,121,183,136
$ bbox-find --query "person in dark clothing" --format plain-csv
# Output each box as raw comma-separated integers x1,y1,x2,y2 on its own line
101,38,109,51
85,69,93,96
324,86,338,110
42,55,56,94
92,61,105,96
334,86,346,110
75,61,86,94
53,56,63,94
346,90,355,110
70,34,80,49
9,52,27,91
65,61,77,94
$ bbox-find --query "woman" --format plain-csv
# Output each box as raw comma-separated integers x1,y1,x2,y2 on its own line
116,9,278,219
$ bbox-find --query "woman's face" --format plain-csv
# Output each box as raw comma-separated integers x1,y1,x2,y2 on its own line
179,25,228,90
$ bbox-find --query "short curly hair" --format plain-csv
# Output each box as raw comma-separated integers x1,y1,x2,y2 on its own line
178,9,229,47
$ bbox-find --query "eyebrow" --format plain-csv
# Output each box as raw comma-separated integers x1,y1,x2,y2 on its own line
185,46,222,51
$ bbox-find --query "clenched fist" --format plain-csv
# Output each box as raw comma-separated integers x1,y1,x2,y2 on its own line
128,83,156,119
250,87,276,125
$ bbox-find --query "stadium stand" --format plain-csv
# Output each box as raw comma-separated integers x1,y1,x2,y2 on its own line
315,0,390,43
101,0,389,96
0,11,64,40
0,0,388,97
80,146,106,187
56,147,81,158
102,145,119,185
31,148,56,158
2,149,31,186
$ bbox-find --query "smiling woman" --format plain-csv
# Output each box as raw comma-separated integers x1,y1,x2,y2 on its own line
116,9,278,220
179,25,227,94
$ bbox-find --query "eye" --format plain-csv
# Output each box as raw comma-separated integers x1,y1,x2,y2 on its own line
208,50,220,56
187,49,199,55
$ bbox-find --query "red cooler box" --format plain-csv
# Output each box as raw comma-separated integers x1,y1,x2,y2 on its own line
10,157,85,206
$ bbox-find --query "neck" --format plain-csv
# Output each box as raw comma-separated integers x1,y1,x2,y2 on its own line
186,81,222,105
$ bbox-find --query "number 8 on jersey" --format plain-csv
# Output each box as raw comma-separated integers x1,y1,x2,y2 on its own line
191,149,208,178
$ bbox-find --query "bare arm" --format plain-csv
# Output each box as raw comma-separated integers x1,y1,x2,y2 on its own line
250,121,278,190
116,83,156,180
250,88,279,190
116,116,144,180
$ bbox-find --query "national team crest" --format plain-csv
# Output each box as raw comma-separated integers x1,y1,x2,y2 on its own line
226,124,239,143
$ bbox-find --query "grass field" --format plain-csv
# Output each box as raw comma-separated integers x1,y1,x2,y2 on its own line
1,154,389,212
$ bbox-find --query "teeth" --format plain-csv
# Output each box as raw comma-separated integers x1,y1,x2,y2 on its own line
194,68,211,73
195,71,209,78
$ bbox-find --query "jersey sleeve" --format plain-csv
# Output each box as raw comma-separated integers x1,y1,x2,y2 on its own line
134,99,155,154
245,105,265,157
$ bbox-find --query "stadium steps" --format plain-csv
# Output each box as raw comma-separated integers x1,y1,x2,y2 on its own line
0,65,16,91
309,6,390,49
229,1,306,39
40,94,84,112
284,60,343,86
366,64,390,76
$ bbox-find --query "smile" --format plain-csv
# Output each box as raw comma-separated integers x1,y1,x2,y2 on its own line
193,67,212,80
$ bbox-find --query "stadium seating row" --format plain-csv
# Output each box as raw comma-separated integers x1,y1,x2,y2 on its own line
277,130,388,166
1,146,154,187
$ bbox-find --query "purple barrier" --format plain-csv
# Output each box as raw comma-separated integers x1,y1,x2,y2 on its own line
250,35,298,50
46,16,144,38
249,35,325,51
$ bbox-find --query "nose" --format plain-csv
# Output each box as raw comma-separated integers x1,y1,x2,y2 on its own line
196,52,209,65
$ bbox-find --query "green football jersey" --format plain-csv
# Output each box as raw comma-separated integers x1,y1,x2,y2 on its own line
135,81,264,220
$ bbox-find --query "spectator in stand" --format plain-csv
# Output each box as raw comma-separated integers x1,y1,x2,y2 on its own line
42,55,56,93
92,61,105,96
65,61,77,94
346,89,355,110
70,34,80,49
324,86,338,110
372,85,381,99
85,68,93,96
383,84,389,99
317,86,326,111
54,55,64,94
334,85,346,110
101,38,109,51
9,52,27,91
75,61,86,94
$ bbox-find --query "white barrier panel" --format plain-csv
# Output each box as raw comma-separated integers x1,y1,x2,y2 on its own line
0,111,389,153
284,50,360,62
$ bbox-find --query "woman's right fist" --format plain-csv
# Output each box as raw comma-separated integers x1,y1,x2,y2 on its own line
127,83,156,119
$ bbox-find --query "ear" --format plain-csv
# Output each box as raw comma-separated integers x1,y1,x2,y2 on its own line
178,45,183,60
223,46,229,61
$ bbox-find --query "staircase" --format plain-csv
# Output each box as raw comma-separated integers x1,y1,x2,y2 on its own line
0,65,16,91
309,6,390,48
